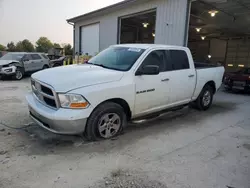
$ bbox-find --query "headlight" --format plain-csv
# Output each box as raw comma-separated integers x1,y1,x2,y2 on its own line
58,94,89,109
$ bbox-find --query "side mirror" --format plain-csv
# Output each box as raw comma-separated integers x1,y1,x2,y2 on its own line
136,65,160,76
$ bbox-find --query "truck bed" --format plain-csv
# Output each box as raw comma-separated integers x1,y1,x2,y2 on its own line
194,62,221,69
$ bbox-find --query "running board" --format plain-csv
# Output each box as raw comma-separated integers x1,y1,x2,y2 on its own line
131,104,189,122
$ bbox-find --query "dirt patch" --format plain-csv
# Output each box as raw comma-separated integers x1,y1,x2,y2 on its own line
91,170,168,188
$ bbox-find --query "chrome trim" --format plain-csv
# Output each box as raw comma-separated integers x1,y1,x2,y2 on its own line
31,78,59,109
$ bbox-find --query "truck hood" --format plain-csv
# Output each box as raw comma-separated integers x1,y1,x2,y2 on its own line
32,64,124,92
0,60,19,66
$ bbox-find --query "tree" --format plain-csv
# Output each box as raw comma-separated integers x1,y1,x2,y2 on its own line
53,43,61,48
22,39,35,52
7,42,16,52
15,41,24,52
0,44,6,51
36,37,53,53
63,44,73,55
15,39,34,52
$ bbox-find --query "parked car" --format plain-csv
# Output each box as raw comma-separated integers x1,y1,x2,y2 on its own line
0,51,8,58
26,44,225,140
224,67,250,92
0,52,50,80
50,56,66,67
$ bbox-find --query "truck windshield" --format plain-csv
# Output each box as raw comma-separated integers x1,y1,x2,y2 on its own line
0,53,24,61
88,47,145,71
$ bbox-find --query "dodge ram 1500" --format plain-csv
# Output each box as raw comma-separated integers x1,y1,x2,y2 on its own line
26,44,225,140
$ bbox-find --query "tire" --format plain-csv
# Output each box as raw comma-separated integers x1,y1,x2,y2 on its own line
85,102,127,141
192,85,214,111
53,63,60,67
14,67,24,80
43,65,49,69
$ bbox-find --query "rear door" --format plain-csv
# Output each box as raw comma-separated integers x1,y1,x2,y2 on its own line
134,49,171,116
164,49,196,105
30,54,43,70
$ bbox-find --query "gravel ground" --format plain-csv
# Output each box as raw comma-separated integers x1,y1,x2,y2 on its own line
0,77,250,188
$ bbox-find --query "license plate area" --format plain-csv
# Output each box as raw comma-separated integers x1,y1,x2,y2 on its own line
233,81,246,90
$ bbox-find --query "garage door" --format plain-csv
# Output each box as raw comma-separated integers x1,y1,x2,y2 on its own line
80,23,99,56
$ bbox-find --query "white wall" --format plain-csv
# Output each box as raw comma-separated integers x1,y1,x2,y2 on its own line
74,0,189,53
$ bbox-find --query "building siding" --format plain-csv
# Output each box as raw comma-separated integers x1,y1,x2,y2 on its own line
74,0,188,54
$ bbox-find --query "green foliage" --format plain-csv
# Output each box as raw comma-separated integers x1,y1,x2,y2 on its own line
0,44,6,51
36,37,53,53
7,42,16,52
63,44,73,55
22,39,35,52
53,43,61,48
15,39,35,52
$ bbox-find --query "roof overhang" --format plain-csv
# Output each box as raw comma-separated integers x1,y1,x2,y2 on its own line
67,0,148,23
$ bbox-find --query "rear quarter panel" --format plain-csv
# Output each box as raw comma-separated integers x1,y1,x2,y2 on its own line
192,66,225,100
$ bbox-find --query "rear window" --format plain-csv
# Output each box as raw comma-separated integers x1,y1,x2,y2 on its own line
166,50,190,71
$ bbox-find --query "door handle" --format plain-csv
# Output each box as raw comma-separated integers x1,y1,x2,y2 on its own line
188,75,195,78
161,78,170,82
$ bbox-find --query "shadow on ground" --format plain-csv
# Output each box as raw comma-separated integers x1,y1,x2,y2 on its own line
15,99,237,156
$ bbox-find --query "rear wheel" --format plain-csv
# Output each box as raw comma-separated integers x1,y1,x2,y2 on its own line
191,85,214,111
43,65,49,69
53,63,60,67
85,102,127,141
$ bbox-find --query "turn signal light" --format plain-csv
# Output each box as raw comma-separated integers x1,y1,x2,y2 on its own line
70,102,89,108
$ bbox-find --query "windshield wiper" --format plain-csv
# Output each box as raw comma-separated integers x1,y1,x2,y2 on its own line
86,62,110,69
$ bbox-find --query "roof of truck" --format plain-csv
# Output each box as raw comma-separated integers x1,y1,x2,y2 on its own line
112,44,188,50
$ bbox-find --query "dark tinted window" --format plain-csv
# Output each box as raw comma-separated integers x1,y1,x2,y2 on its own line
23,54,31,61
31,54,42,60
166,50,190,71
141,50,166,72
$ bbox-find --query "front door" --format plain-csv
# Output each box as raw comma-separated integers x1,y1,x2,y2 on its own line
22,54,32,72
134,50,171,116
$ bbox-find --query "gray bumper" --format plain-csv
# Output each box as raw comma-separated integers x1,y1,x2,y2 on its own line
26,93,90,135
0,66,16,76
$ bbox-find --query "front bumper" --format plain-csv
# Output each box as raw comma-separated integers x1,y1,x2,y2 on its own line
0,66,16,76
224,79,250,91
26,92,92,135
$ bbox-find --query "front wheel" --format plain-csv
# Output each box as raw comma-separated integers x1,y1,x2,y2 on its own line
191,85,214,111
15,67,24,80
85,102,127,141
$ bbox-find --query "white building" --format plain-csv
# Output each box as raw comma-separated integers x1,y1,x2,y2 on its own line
68,0,250,71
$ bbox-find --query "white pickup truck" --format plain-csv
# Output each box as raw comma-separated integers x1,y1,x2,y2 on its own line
26,44,224,140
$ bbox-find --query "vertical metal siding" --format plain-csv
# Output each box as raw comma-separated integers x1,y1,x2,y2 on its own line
74,0,188,53
155,0,188,46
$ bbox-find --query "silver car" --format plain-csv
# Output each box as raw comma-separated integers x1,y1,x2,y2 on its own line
0,52,50,80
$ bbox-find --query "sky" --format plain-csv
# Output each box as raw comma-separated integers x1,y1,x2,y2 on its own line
0,0,122,46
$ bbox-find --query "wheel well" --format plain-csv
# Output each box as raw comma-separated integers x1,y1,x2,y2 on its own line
43,64,49,68
205,81,216,94
101,98,132,120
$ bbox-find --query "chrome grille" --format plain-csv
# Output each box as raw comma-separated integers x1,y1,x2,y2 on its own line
31,79,58,109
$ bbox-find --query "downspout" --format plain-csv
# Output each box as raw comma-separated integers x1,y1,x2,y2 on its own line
183,0,192,46
67,21,75,57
